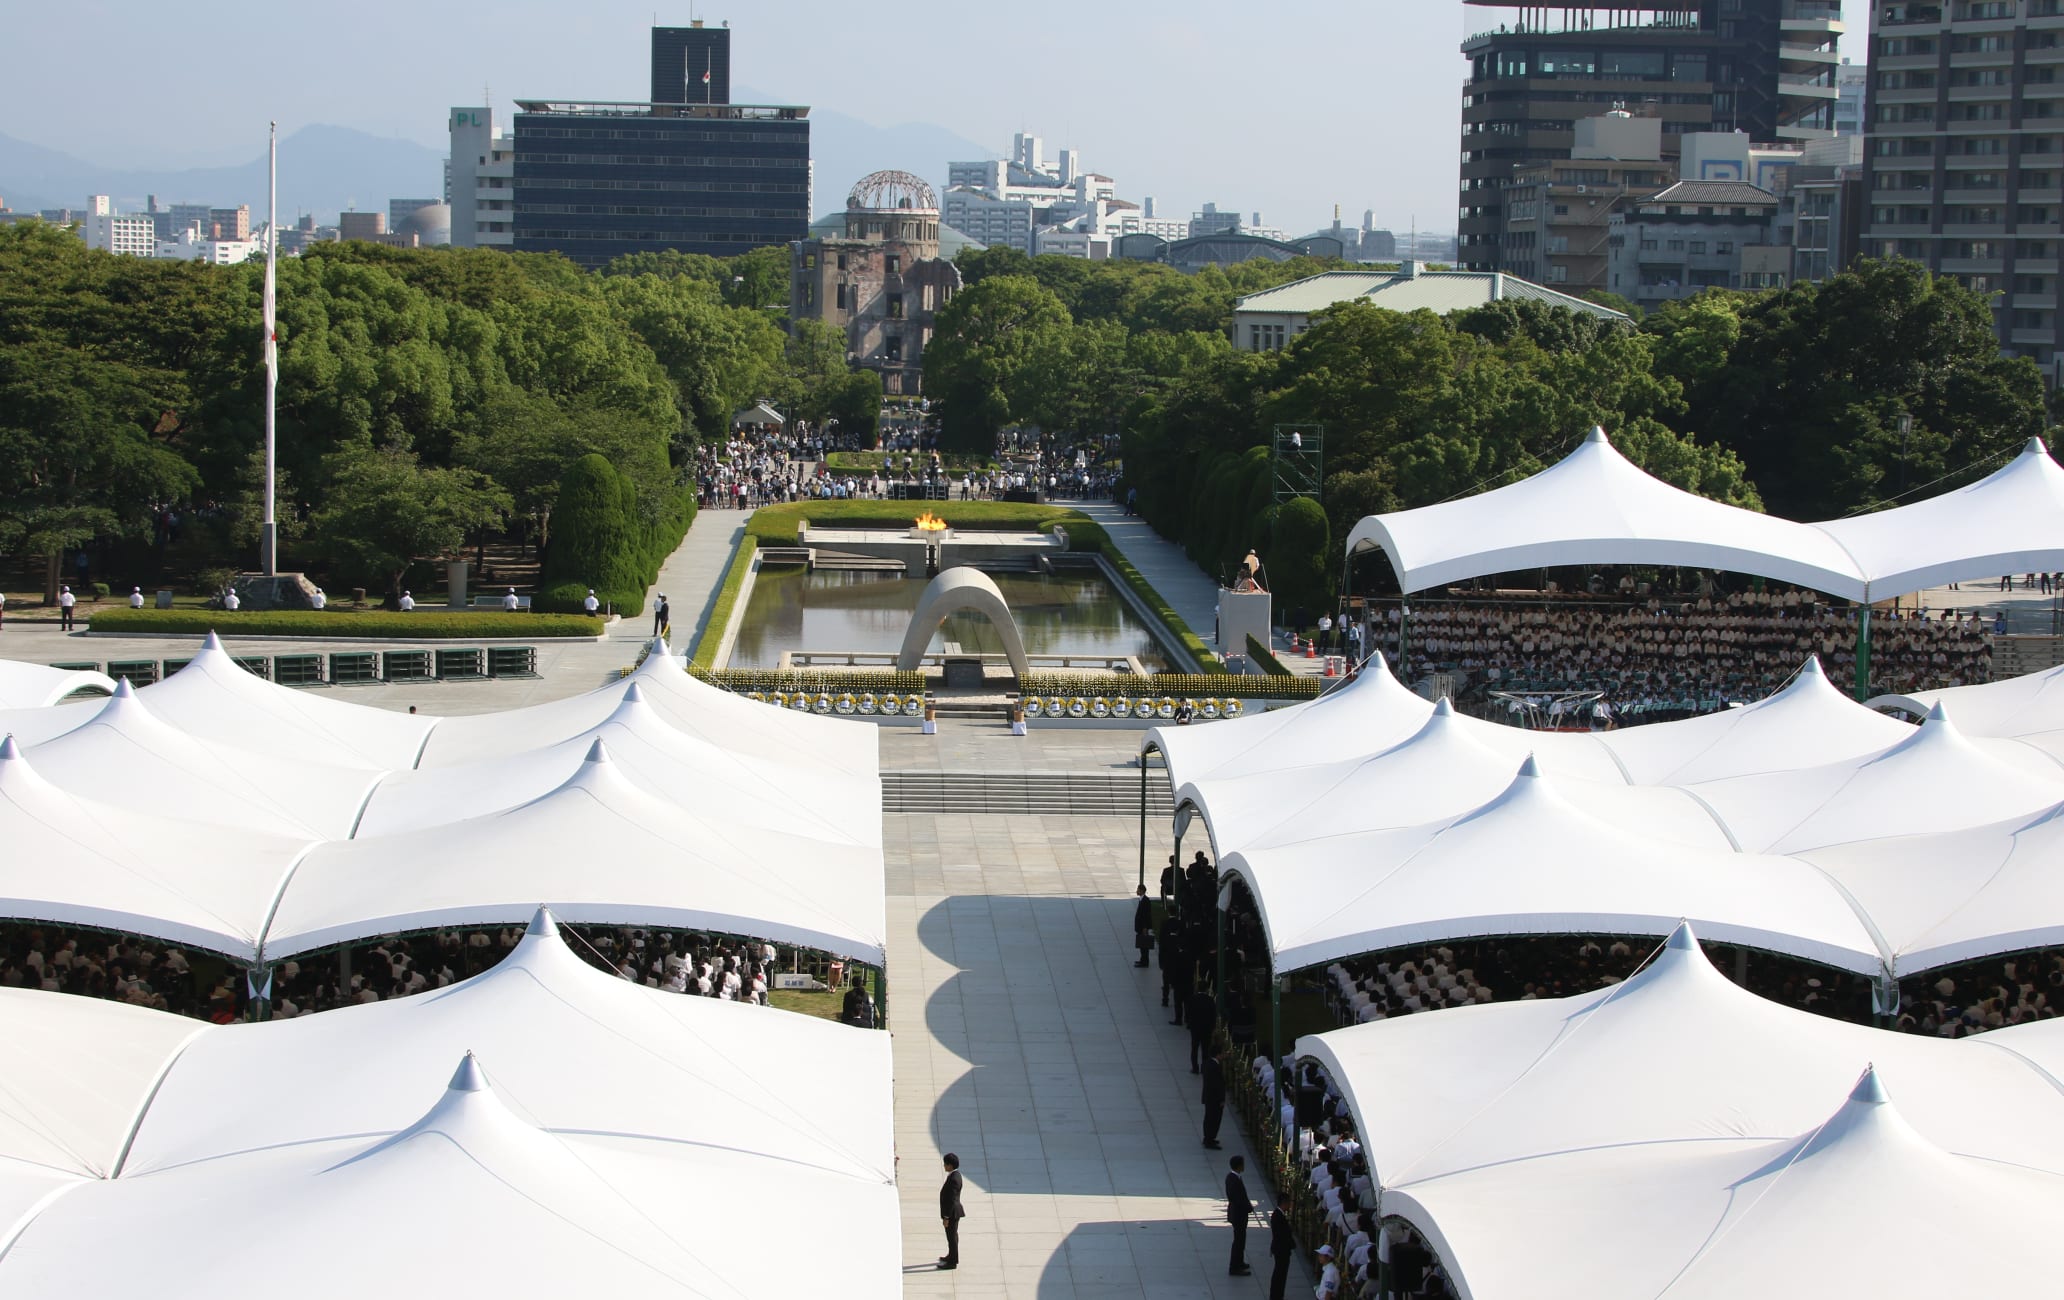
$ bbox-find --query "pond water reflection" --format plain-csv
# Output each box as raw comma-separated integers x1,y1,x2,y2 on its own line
730,566,1172,671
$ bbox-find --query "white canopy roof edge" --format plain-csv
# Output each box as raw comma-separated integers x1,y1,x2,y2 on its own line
140,632,435,770
1344,427,1870,598
0,661,116,710
263,740,888,964
1871,660,2064,741
1345,428,2064,602
1222,761,1882,976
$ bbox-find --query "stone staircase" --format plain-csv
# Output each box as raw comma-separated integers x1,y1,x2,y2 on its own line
881,769,1175,817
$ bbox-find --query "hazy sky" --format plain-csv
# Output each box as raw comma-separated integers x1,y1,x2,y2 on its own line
2,0,1871,236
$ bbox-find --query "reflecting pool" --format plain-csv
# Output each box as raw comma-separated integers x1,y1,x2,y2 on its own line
730,566,1172,671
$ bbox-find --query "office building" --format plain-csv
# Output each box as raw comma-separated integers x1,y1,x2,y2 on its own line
1504,110,1675,289
1860,0,2064,382
942,132,1130,255
390,198,440,229
1834,57,1869,134
789,170,962,396
337,210,388,241
1783,134,1866,283
154,227,259,265
506,28,810,270
651,22,730,105
208,205,251,240
1607,179,1785,305
447,105,515,249
81,202,155,257
1458,0,1844,271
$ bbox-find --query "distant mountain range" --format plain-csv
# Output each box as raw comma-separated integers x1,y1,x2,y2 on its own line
0,125,446,224
1,107,996,231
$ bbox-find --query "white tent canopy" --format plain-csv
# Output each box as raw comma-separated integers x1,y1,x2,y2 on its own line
0,661,114,710
356,681,879,845
0,738,312,960
1683,702,2064,854
1344,427,1867,596
1387,1068,2064,1300
1222,764,1875,975
21,681,382,840
140,632,433,769
0,911,898,1296
1797,800,2064,973
1346,428,2064,601
1145,653,1433,793
1299,926,2064,1300
1872,660,2064,743
268,740,888,963
1298,923,2064,1195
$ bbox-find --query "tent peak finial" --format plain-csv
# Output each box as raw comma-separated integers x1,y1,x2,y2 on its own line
1431,696,1453,718
583,737,610,765
1924,701,1949,725
1517,753,1543,779
202,630,225,651
1585,425,1609,444
0,735,17,762
524,906,559,940
1664,920,1698,952
1799,655,1824,679
621,681,645,705
448,1052,488,1093
2026,435,2050,457
1850,1065,1888,1106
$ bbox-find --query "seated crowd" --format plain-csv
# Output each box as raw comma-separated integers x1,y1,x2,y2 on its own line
1894,950,2064,1037
1369,588,1989,713
0,922,824,1024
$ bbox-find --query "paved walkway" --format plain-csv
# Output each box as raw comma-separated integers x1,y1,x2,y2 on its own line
889,775,1304,1299
642,506,748,660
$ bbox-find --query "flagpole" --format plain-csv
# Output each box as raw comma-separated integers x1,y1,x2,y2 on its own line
262,121,278,576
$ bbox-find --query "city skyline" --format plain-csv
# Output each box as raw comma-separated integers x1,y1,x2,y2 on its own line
0,0,1873,240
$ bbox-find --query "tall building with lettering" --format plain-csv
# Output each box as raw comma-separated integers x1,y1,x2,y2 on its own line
1860,0,2064,382
507,27,810,269
1458,0,1844,272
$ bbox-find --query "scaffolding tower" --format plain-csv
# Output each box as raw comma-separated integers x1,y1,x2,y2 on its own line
1271,424,1324,504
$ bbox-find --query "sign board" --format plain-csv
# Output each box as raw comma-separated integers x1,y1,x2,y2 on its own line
774,973,820,990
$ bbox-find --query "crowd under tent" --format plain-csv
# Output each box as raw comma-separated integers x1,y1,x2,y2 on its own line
1296,925,2064,1300
0,911,898,1296
0,660,115,710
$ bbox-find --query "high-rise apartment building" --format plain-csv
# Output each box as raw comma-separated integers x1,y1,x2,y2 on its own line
447,106,516,249
1860,0,2064,381
1459,0,1844,271
505,27,810,270
651,22,730,104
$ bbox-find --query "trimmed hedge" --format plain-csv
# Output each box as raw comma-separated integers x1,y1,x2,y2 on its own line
537,456,698,617
744,498,1091,545
821,452,998,474
688,534,761,664
690,666,926,695
1098,544,1220,672
88,608,606,638
1246,634,1294,677
1018,671,1320,700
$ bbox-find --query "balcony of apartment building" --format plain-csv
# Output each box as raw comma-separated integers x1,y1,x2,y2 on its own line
1877,3,1945,24
1780,0,1844,34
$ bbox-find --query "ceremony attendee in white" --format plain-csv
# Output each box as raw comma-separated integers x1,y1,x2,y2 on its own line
398,590,415,611
583,589,599,615
129,587,144,609
502,587,519,612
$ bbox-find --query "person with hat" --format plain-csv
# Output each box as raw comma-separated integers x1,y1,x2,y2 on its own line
58,584,76,630
128,586,144,609
582,588,599,616
1314,1243,1340,1299
398,590,415,611
502,586,519,612
938,1152,965,1270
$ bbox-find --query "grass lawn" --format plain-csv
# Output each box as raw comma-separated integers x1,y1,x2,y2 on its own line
89,608,606,638
822,451,999,474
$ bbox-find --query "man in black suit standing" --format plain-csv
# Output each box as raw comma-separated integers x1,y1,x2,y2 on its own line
1187,979,1219,1073
1225,1154,1253,1276
939,1152,965,1270
1201,1047,1226,1149
1133,885,1154,967
1268,1190,1295,1300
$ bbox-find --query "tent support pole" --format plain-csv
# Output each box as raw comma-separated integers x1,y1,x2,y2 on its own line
1853,601,1873,702
1138,750,1148,895
1397,602,1411,677
876,961,887,1032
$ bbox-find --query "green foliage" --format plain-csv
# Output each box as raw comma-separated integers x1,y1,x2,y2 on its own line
688,666,927,695
921,274,1073,452
743,498,1094,545
543,454,644,609
1246,635,1293,676
689,534,762,664
1268,496,1331,614
88,608,605,637
1017,671,1319,700
306,444,510,603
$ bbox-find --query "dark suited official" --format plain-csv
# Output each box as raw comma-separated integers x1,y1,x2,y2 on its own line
938,1153,966,1271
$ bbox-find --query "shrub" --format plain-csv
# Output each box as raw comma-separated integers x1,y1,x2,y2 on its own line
544,454,648,614
1247,634,1293,676
88,608,605,638
688,536,760,664
1018,671,1319,700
